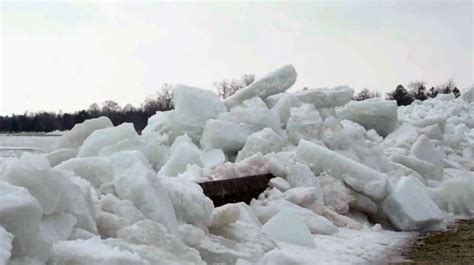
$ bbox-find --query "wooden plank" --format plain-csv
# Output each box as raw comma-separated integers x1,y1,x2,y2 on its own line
198,174,274,207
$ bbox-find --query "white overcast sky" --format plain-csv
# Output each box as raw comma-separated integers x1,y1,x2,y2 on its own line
1,0,473,115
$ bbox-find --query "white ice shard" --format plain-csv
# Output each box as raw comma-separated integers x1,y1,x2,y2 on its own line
268,177,291,192
295,85,354,109
286,163,324,204
218,104,282,135
161,178,214,229
170,85,227,143
389,154,443,182
296,140,388,200
56,157,114,192
409,135,444,166
382,177,443,231
236,128,283,162
99,133,169,171
271,93,302,125
117,220,203,264
262,209,315,248
77,123,138,157
337,99,398,137
286,104,323,144
224,65,297,109
0,226,13,264
200,119,253,154
141,110,173,136
108,151,180,236
54,116,113,149
41,213,77,245
200,149,226,168
0,181,50,261
46,148,78,167
158,135,203,177
430,177,474,216
383,124,420,148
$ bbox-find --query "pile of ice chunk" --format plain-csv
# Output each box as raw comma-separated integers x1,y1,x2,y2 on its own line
1,64,473,264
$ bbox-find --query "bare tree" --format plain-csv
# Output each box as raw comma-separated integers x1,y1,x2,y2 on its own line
214,74,255,99
353,88,380,101
408,81,428,101
102,100,121,113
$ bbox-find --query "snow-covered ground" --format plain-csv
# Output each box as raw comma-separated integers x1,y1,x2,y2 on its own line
0,65,473,264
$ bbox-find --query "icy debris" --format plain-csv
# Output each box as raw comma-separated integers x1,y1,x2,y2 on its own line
410,135,444,166
201,119,252,154
158,135,203,177
294,85,354,109
0,226,13,264
170,85,227,143
197,234,264,264
224,64,297,109
161,178,214,229
99,194,145,224
286,104,323,144
337,99,398,137
179,224,206,247
283,187,319,208
350,192,378,215
200,149,226,168
56,157,114,192
236,128,283,162
268,177,291,192
286,163,324,206
50,237,148,265
218,104,282,135
46,148,78,167
296,140,388,200
383,124,419,148
77,123,138,157
117,220,203,263
141,110,173,137
389,154,443,182
0,181,50,261
262,209,315,248
99,133,169,171
41,214,77,245
430,177,474,216
108,151,180,236
271,94,302,125
210,204,241,229
319,174,354,214
382,177,443,231
54,116,113,149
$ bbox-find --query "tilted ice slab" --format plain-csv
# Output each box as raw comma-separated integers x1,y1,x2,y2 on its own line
236,128,283,162
295,140,388,200
108,151,180,236
224,64,297,109
337,99,398,137
77,123,138,157
200,119,253,154
169,85,227,143
382,177,443,231
54,116,113,149
0,181,51,261
267,85,354,110
262,209,315,248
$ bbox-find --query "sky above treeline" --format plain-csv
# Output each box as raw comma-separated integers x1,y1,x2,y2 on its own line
1,1,472,115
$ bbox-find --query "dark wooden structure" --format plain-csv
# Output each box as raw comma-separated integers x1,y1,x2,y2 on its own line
198,174,274,207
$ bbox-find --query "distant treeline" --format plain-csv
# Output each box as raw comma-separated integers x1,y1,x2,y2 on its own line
354,79,465,106
0,77,469,133
0,75,255,133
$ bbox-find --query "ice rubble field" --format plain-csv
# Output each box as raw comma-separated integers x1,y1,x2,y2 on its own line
1,65,474,265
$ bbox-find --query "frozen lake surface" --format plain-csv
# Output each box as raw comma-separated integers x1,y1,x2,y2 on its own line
0,134,58,158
